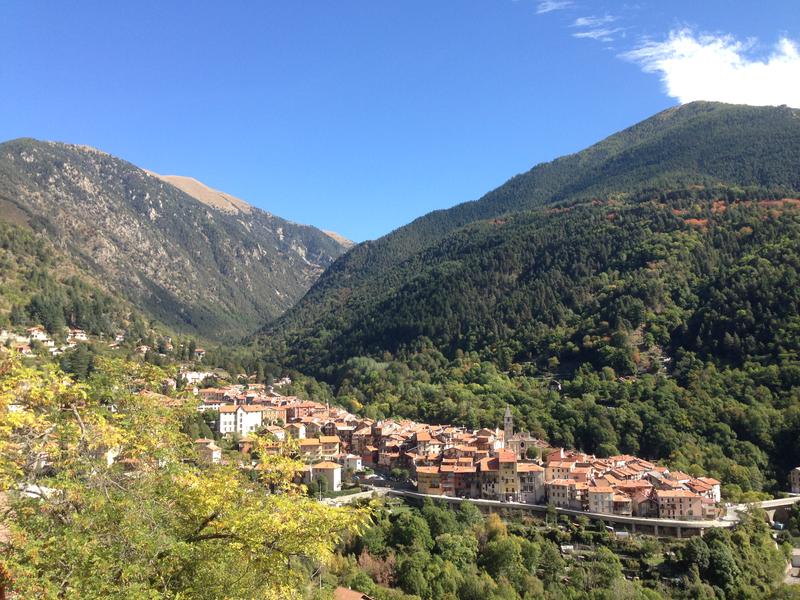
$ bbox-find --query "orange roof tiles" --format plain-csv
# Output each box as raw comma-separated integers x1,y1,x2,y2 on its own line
657,489,700,498
313,461,341,469
547,479,578,486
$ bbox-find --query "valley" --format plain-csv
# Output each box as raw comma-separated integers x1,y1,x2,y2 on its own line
3,101,800,599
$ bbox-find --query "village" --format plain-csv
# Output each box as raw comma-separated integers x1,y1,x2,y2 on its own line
4,323,799,525
193,381,732,522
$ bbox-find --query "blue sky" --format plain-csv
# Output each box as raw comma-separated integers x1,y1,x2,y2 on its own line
1,1,798,241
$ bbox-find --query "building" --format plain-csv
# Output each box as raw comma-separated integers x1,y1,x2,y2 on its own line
285,422,306,439
546,479,579,510
194,438,222,464
305,461,342,492
587,486,615,514
342,454,362,472
546,460,576,482
630,489,659,518
503,405,514,448
182,371,216,386
613,493,633,516
440,464,479,498
263,425,286,441
298,438,321,461
67,328,88,342
656,489,704,520
334,587,374,600
790,467,800,494
517,463,545,504
218,405,265,436
478,452,520,501
319,435,341,459
416,466,442,495
27,327,51,342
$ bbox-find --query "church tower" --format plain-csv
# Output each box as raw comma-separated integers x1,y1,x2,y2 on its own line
503,404,514,449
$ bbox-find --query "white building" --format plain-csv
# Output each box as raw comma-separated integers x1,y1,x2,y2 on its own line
303,461,342,492
67,328,88,342
218,405,265,436
342,454,362,472
182,371,216,386
27,327,50,342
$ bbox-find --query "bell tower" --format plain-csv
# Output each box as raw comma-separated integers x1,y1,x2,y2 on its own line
503,404,514,449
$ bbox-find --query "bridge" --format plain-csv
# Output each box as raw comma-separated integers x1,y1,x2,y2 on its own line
385,489,731,538
735,494,800,525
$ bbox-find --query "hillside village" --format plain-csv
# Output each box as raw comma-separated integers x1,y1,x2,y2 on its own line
195,382,727,522
5,322,797,523
1,325,90,357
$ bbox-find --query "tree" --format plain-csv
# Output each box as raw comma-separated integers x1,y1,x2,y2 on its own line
479,536,525,583
588,546,624,588
421,499,459,538
706,540,741,592
389,511,434,551
0,357,367,599
435,533,477,569
537,540,564,585
456,501,484,529
394,549,431,597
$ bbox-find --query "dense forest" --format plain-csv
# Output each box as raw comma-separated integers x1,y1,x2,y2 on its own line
0,221,133,335
263,102,800,357
329,497,795,600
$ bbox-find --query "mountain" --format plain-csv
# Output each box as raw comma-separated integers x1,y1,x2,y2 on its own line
260,102,800,373
147,173,254,215
150,172,354,248
253,101,800,498
0,139,349,339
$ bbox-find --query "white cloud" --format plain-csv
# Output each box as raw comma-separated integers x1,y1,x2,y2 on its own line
624,29,800,107
572,15,617,28
536,1,572,14
570,14,623,42
573,27,623,42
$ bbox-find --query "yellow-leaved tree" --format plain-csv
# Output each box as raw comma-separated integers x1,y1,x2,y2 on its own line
0,356,366,599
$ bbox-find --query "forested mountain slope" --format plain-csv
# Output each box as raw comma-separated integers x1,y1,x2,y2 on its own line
0,139,349,339
262,102,800,371
251,103,800,494
0,220,140,336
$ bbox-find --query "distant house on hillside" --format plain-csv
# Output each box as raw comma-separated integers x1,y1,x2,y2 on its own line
194,438,222,464
67,328,88,342
13,343,33,356
27,326,50,342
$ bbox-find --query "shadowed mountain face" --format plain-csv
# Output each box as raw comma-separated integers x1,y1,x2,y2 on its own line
0,139,349,340
258,102,800,373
